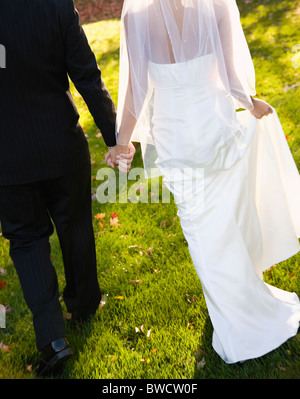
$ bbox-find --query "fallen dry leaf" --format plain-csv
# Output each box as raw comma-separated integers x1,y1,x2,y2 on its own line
99,294,106,308
114,296,124,300
63,312,72,320
0,281,6,289
186,295,197,304
136,325,152,338
110,217,120,226
197,357,206,370
130,280,142,284
145,248,153,256
278,363,286,372
95,213,106,220
0,342,11,353
140,358,151,363
26,364,33,373
104,354,117,361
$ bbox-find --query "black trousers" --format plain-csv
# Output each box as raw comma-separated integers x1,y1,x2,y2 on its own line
0,163,100,350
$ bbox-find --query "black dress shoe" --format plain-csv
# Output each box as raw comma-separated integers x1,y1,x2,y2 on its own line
37,337,73,376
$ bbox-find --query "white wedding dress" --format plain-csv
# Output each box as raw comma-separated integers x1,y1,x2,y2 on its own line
149,55,300,364
117,0,300,364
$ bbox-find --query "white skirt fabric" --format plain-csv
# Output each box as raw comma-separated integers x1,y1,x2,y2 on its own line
148,56,300,364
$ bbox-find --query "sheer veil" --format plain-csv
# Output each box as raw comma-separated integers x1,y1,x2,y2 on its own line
116,0,256,177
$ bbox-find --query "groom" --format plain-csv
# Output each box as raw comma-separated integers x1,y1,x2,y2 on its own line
0,0,133,375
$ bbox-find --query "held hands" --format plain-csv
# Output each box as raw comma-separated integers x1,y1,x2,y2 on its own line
250,97,273,119
104,142,136,173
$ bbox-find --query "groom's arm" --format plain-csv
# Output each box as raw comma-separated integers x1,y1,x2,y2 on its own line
62,0,117,147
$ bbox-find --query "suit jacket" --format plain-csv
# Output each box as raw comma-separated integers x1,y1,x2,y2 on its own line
0,0,117,185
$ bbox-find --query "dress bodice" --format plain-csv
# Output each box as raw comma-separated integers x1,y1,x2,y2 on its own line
148,53,218,89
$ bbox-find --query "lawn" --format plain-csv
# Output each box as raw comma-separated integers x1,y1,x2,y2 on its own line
0,0,300,380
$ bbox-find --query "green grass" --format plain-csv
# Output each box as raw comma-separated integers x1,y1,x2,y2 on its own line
1,1,300,379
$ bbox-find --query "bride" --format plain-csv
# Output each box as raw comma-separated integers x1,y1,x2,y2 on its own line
105,0,300,364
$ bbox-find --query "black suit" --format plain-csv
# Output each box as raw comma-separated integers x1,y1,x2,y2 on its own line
0,0,116,350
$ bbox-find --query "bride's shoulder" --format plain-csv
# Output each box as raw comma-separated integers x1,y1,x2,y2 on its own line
212,0,236,5
122,4,149,23
211,0,236,23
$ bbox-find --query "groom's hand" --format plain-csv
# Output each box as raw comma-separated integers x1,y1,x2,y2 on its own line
104,143,129,169
104,143,135,172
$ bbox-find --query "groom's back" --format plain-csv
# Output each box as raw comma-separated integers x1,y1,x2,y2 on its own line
0,0,90,185
1,0,68,90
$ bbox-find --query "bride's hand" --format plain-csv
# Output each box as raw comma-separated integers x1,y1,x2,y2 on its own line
250,97,273,119
116,142,136,173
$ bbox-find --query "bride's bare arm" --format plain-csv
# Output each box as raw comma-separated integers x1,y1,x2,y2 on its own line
105,13,146,169
117,74,137,147
214,0,272,118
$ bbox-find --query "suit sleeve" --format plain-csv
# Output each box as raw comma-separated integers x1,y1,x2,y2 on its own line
63,0,117,146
